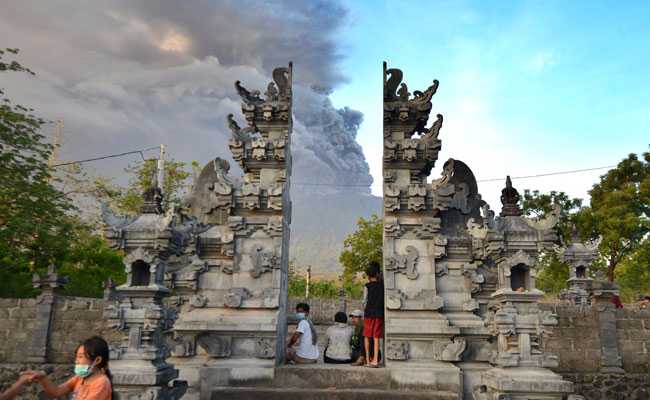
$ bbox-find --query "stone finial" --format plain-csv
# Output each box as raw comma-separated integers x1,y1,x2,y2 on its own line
500,176,522,217
32,264,67,294
140,168,163,214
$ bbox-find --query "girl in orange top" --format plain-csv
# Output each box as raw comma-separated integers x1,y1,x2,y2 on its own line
27,336,113,400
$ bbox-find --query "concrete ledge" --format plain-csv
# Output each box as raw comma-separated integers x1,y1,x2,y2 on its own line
209,387,459,400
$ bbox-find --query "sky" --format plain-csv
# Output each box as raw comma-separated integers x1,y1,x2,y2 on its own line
1,1,649,212
330,0,650,206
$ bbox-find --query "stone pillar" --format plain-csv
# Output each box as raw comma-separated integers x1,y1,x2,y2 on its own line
26,264,67,363
592,285,624,373
168,65,293,391
382,62,463,393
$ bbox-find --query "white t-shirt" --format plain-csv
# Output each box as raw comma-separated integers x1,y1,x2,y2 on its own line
295,319,319,360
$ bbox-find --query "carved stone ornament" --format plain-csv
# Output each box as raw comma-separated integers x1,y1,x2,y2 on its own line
384,217,403,238
250,137,267,160
500,176,522,217
524,204,561,231
385,246,419,280
272,137,286,161
501,250,536,271
384,139,397,161
413,217,440,239
250,245,279,278
384,184,401,212
267,182,284,210
402,139,418,161
170,335,196,358
386,289,406,309
189,294,208,308
255,338,276,359
407,184,427,212
123,247,156,269
224,288,251,308
262,216,284,237
433,337,467,361
386,340,410,361
227,113,257,142
241,182,261,210
197,333,232,358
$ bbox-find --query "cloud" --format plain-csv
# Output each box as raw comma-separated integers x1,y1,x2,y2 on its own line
524,51,558,72
0,0,372,192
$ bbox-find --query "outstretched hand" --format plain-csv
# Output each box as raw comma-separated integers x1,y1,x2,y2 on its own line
20,370,46,383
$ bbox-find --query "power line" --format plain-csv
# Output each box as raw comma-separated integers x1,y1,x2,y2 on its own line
292,164,617,187
476,165,616,183
50,146,161,168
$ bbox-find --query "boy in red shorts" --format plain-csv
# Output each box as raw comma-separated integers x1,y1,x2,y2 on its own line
363,261,384,367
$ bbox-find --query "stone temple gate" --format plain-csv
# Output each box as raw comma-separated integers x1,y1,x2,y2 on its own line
101,63,585,399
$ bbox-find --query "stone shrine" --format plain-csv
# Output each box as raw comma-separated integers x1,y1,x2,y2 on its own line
103,177,187,399
382,63,574,399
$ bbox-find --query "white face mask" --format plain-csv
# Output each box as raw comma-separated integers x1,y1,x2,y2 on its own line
295,312,306,320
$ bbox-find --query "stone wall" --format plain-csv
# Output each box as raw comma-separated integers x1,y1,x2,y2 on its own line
616,308,650,373
0,297,116,364
1,297,650,399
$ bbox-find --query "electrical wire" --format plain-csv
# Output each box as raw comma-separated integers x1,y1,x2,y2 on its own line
292,164,616,187
50,146,160,168
476,165,617,183
50,144,616,187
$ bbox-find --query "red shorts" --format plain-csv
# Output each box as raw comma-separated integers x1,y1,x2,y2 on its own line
363,317,384,338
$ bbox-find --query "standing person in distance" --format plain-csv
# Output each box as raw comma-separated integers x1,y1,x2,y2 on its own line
363,261,384,367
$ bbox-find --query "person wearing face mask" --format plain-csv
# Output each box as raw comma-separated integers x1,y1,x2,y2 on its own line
25,336,113,400
286,303,319,364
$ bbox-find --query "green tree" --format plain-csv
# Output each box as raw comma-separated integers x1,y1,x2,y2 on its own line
0,48,77,294
58,227,126,298
576,151,650,281
339,214,383,283
521,190,583,295
94,158,192,215
522,189,583,242
616,239,650,302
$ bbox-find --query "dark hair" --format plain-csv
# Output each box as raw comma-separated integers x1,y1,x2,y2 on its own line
79,336,113,392
296,303,310,313
366,261,381,278
334,311,347,324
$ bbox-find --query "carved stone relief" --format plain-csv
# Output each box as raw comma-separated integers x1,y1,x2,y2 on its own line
386,340,410,361
385,246,419,280
197,333,232,358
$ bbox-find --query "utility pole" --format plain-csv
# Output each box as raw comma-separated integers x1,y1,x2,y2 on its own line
306,266,311,299
47,119,64,168
157,144,165,194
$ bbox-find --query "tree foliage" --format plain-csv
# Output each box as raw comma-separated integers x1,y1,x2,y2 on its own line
521,189,583,295
616,239,650,302
576,151,650,281
0,48,77,289
93,158,192,215
339,214,383,283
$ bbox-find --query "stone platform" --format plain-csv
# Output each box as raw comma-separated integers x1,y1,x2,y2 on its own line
203,364,459,400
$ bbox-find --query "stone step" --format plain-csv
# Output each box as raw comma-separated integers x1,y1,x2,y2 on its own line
210,387,459,400
273,365,390,389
